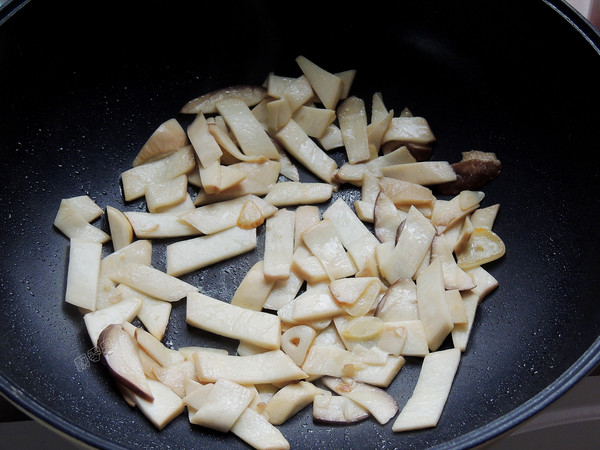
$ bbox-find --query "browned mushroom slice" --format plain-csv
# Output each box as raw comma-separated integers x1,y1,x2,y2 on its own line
98,324,153,402
180,85,267,114
435,150,502,195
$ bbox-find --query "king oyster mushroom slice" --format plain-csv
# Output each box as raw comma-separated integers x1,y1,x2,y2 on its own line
321,376,398,425
313,392,370,424
180,84,267,115
97,324,153,402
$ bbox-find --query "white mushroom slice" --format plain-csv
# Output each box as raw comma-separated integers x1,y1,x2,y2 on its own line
301,219,357,281
135,327,186,367
266,73,295,98
381,161,457,186
193,160,281,205
365,146,417,176
334,162,370,185
166,226,257,277
197,160,221,195
215,97,280,160
292,105,336,138
63,195,104,222
267,97,293,134
132,379,185,430
106,206,133,251
388,320,430,357
337,96,371,164
231,261,275,311
264,182,333,207
281,325,317,366
281,75,314,113
373,191,406,244
132,118,189,167
381,116,436,145
293,205,321,250
181,85,267,115
322,198,380,273
54,200,111,244
430,191,484,233
467,266,499,303
416,257,454,351
193,350,307,385
392,348,461,432
354,200,374,223
314,324,346,349
318,123,344,151
361,173,381,204
178,346,229,361
445,289,468,325
230,407,290,450
378,177,436,208
296,55,344,110
301,344,352,378
367,109,394,156
65,238,102,311
136,295,172,341
264,209,296,281
182,381,213,410
371,91,388,123
121,146,196,201
375,278,418,322
123,211,200,239
470,203,500,230
262,270,304,311
83,296,142,346
111,263,198,302
291,249,329,284
101,239,152,280
336,69,356,99
190,379,256,432
321,377,398,425
313,392,369,424
182,194,277,235
275,119,338,184
331,277,383,317
207,121,267,163
145,174,188,213
379,206,436,284
187,112,222,167
431,234,476,291
186,292,281,350
266,381,324,425
353,354,406,388
152,360,196,398
450,292,479,352
277,285,345,324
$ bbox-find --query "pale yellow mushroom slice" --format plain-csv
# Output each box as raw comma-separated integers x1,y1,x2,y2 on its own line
336,69,356,100
370,91,389,124
113,285,171,341
445,289,468,325
101,239,152,280
354,200,375,223
381,161,457,185
264,209,296,281
190,379,256,432
197,160,221,195
294,205,321,250
132,379,185,430
121,146,196,202
193,350,307,385
301,218,357,281
381,116,436,146
144,174,188,213
274,140,300,182
367,109,394,157
313,392,369,424
262,270,304,311
193,160,281,206
265,381,324,425
230,407,290,450
207,121,268,163
275,119,338,184
379,206,436,284
135,327,185,367
366,146,417,176
278,284,345,325
318,123,344,151
321,376,398,425
63,195,104,222
106,206,133,251
166,226,257,277
187,112,222,168
231,261,275,311
416,257,454,352
378,176,436,209
334,162,370,186
182,194,277,235
216,97,280,160
180,84,267,115
83,296,142,346
392,348,461,432
430,190,485,233
187,291,281,350
375,278,419,322
373,191,407,244
296,55,344,110
132,118,189,167
292,105,336,138
266,72,296,98
54,200,111,244
267,97,293,134
337,96,371,164
111,263,198,302
470,203,500,230
431,234,476,291
291,247,329,285
124,211,199,239
152,360,197,398
65,238,102,311
264,181,333,207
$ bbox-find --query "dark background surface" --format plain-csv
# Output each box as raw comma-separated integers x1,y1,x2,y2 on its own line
0,0,599,449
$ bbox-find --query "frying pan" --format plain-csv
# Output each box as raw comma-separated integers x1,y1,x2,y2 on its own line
1,0,599,448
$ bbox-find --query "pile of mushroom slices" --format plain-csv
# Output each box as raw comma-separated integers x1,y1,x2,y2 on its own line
54,55,505,449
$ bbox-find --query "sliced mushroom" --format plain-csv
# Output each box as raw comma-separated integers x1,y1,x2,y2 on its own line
313,392,369,424
435,150,502,195
98,324,153,402
180,85,267,115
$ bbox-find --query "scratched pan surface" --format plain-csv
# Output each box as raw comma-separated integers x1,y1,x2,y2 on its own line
1,0,599,448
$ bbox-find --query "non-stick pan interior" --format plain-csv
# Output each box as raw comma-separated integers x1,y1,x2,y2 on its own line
0,1,599,449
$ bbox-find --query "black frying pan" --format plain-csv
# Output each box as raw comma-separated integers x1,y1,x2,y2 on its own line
1,0,599,448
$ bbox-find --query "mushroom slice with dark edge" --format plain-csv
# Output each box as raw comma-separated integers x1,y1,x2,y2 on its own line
180,85,268,115
435,150,502,195
313,392,370,424
98,323,154,402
